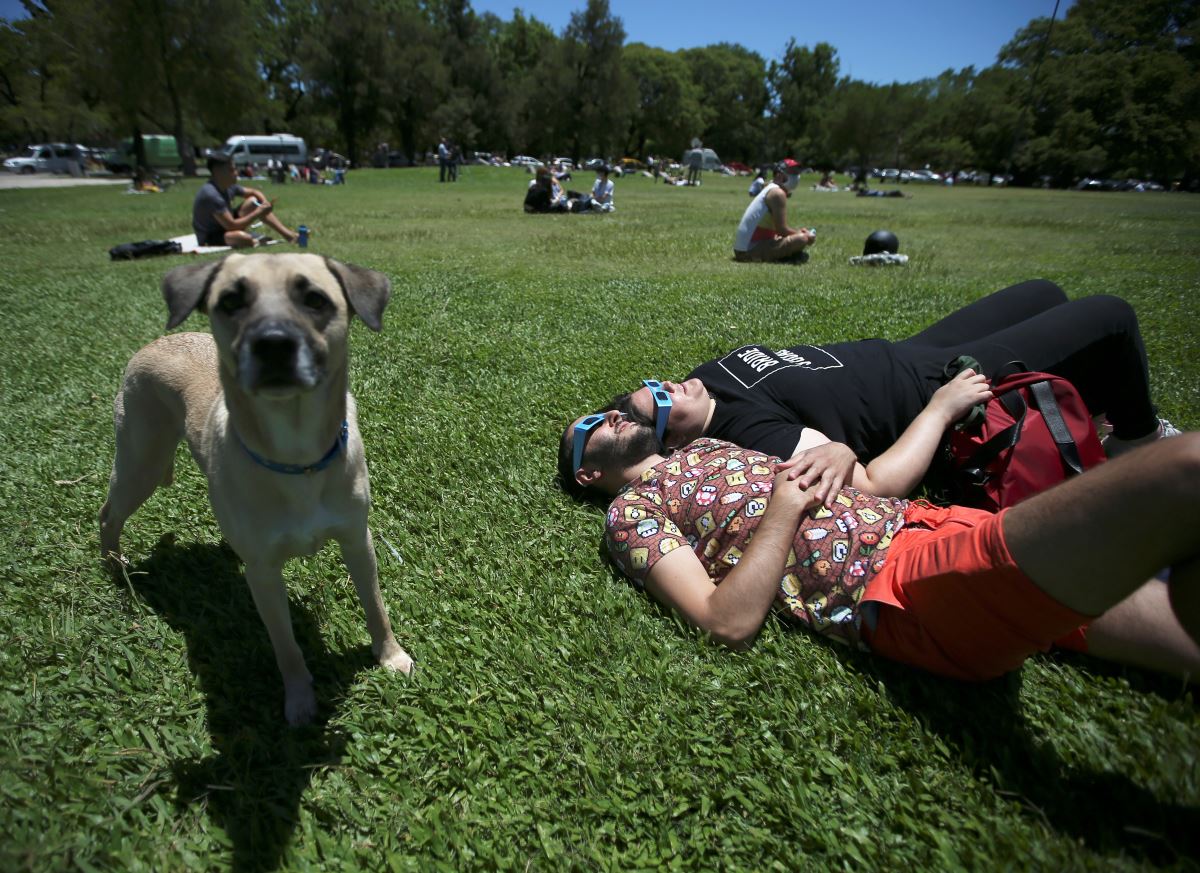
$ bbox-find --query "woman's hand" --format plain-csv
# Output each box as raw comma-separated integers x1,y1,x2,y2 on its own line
929,368,992,424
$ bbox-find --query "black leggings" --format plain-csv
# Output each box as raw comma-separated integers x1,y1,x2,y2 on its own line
897,279,1158,439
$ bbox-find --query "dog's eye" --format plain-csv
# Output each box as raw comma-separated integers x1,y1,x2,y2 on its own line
304,291,330,311
217,291,246,314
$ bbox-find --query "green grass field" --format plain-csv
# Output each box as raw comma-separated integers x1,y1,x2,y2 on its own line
1,167,1198,872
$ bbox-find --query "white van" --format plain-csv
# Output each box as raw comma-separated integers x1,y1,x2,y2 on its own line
218,134,308,167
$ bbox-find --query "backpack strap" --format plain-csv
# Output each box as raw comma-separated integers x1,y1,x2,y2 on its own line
1028,379,1085,475
958,391,1028,485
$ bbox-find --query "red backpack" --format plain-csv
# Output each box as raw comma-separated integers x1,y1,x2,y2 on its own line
944,369,1106,511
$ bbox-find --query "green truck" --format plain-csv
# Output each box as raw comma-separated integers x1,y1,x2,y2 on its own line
102,135,182,173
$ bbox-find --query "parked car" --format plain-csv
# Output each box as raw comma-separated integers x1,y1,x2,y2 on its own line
582,157,606,171
551,157,574,169
4,143,86,174
619,157,647,173
511,155,543,167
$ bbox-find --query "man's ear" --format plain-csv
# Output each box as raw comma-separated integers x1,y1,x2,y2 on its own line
162,257,226,329
325,257,391,331
575,467,604,489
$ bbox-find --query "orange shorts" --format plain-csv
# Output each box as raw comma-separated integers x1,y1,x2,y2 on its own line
861,502,1090,681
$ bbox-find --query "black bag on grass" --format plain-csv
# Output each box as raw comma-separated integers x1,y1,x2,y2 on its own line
109,239,183,260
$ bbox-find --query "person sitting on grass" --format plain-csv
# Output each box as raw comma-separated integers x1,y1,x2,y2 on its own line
814,170,838,191
558,389,1200,683
192,155,298,247
604,280,1180,497
734,158,815,263
590,165,615,213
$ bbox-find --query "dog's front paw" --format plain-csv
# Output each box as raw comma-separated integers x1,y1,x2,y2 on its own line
377,639,415,676
284,679,318,726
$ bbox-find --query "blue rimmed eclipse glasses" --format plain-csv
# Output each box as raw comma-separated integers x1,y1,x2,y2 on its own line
572,413,614,472
641,379,673,441
571,381,673,472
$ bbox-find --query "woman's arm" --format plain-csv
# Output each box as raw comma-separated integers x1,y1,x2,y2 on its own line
642,471,818,648
784,369,992,497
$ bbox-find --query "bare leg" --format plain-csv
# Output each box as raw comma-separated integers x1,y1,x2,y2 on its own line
235,200,296,243
222,229,258,248
739,232,813,262
259,212,297,242
244,561,316,726
1004,434,1200,642
1085,579,1200,681
339,527,414,675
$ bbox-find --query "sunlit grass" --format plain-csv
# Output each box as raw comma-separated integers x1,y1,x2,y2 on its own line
0,168,1197,871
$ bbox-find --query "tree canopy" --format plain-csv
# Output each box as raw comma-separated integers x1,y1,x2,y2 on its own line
3,0,1196,184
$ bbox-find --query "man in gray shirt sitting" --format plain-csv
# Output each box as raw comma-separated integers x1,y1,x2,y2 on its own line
192,155,298,247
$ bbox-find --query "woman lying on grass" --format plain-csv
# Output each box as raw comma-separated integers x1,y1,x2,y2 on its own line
559,371,1200,682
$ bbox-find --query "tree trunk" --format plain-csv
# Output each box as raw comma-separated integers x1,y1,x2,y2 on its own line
132,124,147,181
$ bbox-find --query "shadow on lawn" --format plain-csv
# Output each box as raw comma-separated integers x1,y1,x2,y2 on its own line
863,658,1200,866
120,536,378,873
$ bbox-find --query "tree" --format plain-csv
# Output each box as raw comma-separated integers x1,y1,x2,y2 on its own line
297,0,393,164
999,0,1200,183
622,43,702,159
823,80,899,178
681,43,769,163
487,9,561,156
767,40,839,162
0,4,112,148
557,0,634,160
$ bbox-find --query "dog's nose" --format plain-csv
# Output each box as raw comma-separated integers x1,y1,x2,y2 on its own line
251,326,299,367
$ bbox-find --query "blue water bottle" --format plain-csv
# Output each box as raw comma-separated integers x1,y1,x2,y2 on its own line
297,224,309,248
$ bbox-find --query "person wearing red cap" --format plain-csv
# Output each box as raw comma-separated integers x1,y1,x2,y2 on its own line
733,158,815,263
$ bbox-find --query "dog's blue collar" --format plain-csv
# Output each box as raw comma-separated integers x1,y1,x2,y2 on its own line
236,420,348,475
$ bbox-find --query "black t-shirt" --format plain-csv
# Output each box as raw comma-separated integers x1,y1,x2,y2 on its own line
688,340,932,460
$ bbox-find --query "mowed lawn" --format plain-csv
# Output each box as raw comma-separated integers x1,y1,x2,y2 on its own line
1,167,1198,872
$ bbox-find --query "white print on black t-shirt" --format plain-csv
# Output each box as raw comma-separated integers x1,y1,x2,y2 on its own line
717,344,845,388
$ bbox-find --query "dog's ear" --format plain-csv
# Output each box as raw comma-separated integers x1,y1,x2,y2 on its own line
324,257,391,332
162,258,224,330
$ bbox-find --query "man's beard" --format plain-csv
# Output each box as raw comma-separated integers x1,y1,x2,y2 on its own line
592,424,663,470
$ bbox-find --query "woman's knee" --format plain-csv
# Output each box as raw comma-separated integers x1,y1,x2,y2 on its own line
1076,294,1140,331
1020,278,1068,306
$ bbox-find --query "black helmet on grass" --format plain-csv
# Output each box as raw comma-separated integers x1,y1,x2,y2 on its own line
864,230,899,255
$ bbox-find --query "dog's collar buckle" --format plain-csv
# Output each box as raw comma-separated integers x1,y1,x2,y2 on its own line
237,420,349,475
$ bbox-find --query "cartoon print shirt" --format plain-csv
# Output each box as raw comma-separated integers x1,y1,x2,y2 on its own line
688,339,931,462
605,438,908,649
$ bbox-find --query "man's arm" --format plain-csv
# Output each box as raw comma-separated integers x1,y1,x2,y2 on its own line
212,200,273,232
643,471,818,648
764,187,796,237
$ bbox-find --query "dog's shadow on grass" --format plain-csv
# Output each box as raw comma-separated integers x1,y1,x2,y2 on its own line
119,536,377,873
858,655,1200,865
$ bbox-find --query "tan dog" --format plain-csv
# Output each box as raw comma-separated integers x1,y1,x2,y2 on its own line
100,253,413,725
